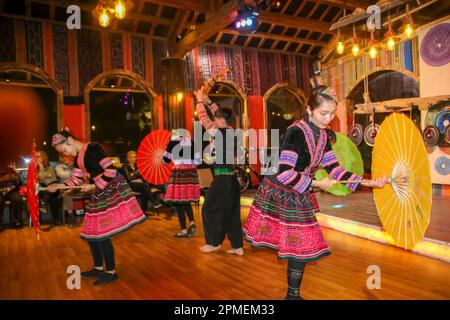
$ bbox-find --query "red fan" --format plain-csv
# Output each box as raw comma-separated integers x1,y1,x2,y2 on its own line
26,140,40,239
137,130,174,185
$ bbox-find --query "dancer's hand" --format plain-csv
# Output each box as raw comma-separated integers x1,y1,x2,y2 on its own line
362,176,388,188
194,89,210,104
46,183,64,192
80,184,96,193
313,177,337,191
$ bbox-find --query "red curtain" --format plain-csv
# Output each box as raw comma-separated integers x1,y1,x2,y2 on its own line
63,104,85,141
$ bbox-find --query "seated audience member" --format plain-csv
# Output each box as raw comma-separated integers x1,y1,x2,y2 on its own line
55,154,81,226
123,151,161,213
37,151,63,225
0,163,23,229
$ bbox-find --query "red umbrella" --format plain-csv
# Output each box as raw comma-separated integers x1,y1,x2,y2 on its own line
26,140,40,239
136,130,174,185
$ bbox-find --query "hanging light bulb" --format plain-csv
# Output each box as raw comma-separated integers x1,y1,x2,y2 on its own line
98,9,110,27
387,37,396,51
368,30,379,60
352,43,360,56
369,46,378,59
114,0,126,19
336,41,345,55
401,4,416,39
336,29,344,55
351,25,359,56
404,23,413,38
384,13,398,51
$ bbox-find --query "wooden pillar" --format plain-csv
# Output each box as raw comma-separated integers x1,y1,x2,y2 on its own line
160,57,186,130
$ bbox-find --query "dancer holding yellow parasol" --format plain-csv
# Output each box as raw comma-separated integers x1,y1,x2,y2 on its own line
244,85,388,300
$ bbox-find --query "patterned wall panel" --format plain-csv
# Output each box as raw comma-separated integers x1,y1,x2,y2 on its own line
0,17,16,62
110,33,124,70
26,21,43,68
52,25,70,94
77,29,103,91
131,35,145,78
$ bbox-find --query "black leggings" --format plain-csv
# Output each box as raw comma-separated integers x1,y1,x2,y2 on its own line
174,203,194,230
88,239,115,271
287,259,306,296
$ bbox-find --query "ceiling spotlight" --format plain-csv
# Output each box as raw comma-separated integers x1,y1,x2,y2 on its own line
234,4,259,34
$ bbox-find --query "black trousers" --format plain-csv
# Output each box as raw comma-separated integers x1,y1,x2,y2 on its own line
39,190,62,223
0,191,23,225
174,203,194,230
202,174,243,248
129,182,156,212
88,239,115,271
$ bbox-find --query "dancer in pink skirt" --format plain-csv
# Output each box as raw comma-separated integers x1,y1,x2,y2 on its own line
162,131,201,238
244,86,387,299
48,130,146,285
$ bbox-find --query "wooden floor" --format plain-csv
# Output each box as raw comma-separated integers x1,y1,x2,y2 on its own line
0,205,449,300
316,191,450,243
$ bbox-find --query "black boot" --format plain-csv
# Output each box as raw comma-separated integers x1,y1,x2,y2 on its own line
284,259,306,300
94,272,118,285
81,268,106,278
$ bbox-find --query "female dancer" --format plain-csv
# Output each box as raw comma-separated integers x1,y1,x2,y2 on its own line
162,131,201,238
47,130,146,285
244,86,387,299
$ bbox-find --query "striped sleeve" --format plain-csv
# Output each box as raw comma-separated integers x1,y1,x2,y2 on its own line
209,102,220,114
275,128,312,194
94,156,117,190
196,101,216,130
65,168,83,186
321,139,363,192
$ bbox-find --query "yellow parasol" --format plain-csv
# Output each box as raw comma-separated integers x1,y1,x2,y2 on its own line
371,113,432,250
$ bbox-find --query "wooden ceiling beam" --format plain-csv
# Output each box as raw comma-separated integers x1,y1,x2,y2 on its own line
311,0,371,10
171,0,239,58
294,0,309,16
25,0,31,16
244,35,253,46
0,12,167,41
271,40,279,50
142,0,208,12
168,9,190,46
215,32,223,44
31,0,175,26
280,0,292,14
214,40,313,57
150,4,164,36
133,0,146,32
319,5,333,21
259,12,332,34
230,34,238,45
223,29,327,47
307,2,320,18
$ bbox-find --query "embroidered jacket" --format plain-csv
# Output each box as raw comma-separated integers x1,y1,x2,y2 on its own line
276,120,363,194
64,143,117,190
196,101,238,170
